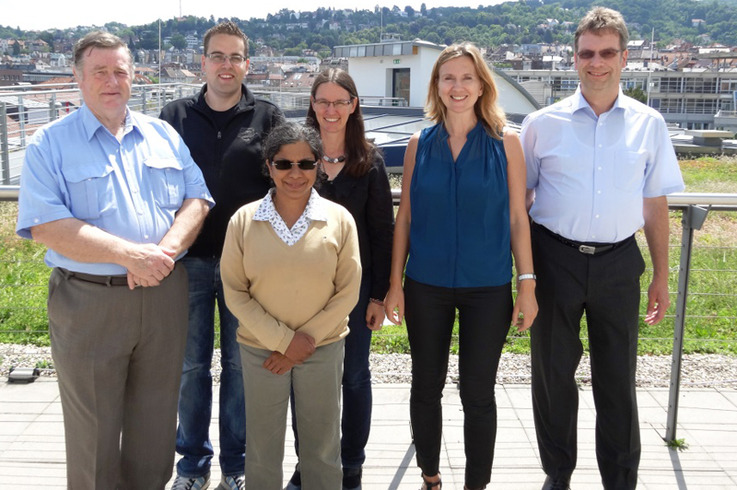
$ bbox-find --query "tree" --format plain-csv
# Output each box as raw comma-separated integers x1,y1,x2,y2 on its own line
170,34,187,50
37,31,55,52
624,86,648,104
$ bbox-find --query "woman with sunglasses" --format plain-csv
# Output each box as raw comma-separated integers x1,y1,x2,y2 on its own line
285,68,394,490
384,43,537,490
221,121,361,490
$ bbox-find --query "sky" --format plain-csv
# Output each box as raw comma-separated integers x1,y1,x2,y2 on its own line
2,0,507,31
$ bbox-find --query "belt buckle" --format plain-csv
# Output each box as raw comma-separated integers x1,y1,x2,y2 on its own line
578,244,596,255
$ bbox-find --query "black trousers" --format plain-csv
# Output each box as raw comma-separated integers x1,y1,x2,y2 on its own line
530,224,645,490
404,276,512,489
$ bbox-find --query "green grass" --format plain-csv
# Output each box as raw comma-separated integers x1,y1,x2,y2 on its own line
374,156,737,356
1,156,737,356
0,207,51,346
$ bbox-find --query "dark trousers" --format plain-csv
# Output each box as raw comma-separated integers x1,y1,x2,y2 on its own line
404,276,512,489
530,224,645,490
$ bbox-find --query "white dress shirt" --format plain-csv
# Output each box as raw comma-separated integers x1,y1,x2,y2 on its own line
521,87,684,243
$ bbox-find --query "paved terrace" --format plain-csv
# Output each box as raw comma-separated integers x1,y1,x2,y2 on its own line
1,379,736,489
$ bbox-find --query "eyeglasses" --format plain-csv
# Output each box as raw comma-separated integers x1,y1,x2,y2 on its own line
576,48,621,60
270,159,318,171
312,98,354,109
205,53,246,64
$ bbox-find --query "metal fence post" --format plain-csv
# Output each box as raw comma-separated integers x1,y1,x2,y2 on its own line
17,94,26,148
1,102,9,185
49,94,58,122
666,204,709,442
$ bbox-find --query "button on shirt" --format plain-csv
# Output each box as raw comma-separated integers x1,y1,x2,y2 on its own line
16,105,214,275
521,87,684,243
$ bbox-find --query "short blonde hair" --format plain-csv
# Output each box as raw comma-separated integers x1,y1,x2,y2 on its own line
425,43,506,139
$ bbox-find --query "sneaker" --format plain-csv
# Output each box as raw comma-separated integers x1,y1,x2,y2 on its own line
172,473,210,490
343,467,362,490
284,468,301,490
218,474,245,490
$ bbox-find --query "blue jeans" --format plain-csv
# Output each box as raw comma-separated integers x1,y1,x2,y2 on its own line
291,276,372,469
341,276,373,468
176,257,245,478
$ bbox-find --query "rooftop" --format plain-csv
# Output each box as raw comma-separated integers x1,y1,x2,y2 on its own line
1,378,735,488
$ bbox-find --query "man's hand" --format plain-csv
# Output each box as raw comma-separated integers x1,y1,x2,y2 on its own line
124,245,176,289
284,331,316,364
263,351,296,375
645,277,670,325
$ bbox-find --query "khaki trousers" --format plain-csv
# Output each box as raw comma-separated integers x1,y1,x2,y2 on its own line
48,265,188,490
240,340,344,490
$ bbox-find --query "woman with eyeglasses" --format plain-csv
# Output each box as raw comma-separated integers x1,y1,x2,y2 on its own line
383,43,538,490
221,121,361,490
286,67,394,490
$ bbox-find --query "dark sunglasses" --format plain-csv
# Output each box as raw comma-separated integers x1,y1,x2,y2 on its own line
576,48,621,60
270,159,318,171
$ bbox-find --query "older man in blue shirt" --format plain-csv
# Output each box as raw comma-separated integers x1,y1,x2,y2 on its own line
16,31,213,489
521,7,684,490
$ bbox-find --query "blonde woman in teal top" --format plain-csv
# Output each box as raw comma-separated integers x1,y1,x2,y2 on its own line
384,43,538,490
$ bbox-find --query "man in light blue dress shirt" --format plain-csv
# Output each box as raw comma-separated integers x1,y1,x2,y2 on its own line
16,31,213,489
520,8,684,490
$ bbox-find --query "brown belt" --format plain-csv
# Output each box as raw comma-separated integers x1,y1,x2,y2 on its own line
58,268,129,286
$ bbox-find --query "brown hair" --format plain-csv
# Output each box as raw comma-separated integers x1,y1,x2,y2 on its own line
203,21,249,57
425,43,506,139
305,68,376,177
574,7,629,52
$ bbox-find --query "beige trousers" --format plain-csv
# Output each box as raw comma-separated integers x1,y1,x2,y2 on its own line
48,265,188,490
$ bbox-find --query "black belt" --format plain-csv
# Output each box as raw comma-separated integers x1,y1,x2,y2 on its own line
534,222,633,255
58,268,129,286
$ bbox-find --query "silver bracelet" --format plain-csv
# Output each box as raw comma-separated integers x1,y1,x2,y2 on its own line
518,273,537,282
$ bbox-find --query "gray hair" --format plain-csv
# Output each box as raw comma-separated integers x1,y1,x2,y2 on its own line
73,31,133,74
262,121,323,163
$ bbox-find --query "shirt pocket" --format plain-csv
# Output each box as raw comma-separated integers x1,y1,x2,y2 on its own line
63,163,116,220
614,150,647,191
143,156,185,209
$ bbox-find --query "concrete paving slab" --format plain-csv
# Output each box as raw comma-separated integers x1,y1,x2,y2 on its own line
1,378,735,489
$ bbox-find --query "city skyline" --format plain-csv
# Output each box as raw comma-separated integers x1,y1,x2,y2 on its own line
2,0,505,31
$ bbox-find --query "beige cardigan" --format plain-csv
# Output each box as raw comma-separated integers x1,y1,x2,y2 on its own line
221,197,361,354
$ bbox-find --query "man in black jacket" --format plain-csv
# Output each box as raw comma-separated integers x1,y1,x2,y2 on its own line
160,21,283,490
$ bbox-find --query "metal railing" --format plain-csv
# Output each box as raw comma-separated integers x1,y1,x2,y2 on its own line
1,82,736,443
2,186,736,441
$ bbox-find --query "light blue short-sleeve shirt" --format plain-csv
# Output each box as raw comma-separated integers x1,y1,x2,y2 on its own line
16,105,214,275
521,87,684,243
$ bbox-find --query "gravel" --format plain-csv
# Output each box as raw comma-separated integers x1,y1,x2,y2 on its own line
2,344,736,388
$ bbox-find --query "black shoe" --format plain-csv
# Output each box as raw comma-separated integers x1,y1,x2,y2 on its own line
542,475,571,490
343,467,362,489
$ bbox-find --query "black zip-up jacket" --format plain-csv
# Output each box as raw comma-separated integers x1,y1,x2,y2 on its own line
160,84,284,258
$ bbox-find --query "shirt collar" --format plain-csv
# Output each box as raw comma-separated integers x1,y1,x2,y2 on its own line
80,104,133,141
437,119,483,140
254,188,328,222
572,86,626,117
